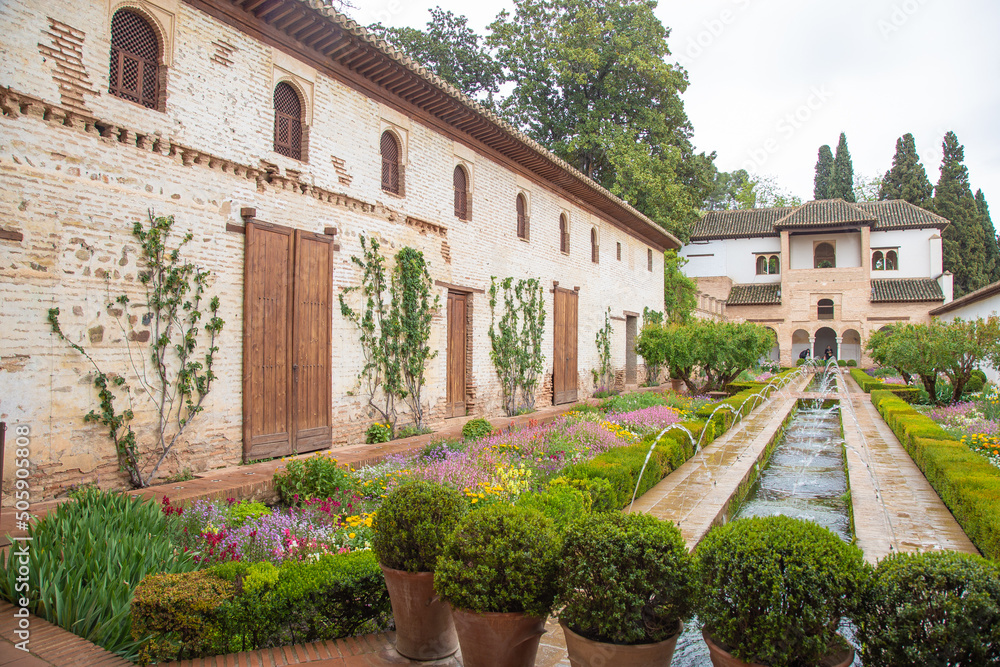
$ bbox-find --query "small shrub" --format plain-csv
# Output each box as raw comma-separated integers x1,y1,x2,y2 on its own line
434,504,561,617
515,484,589,532
418,438,464,461
854,551,1000,666
372,481,467,572
366,422,392,444
837,359,847,367
972,368,989,382
226,501,270,528
461,418,493,440
548,476,617,513
966,375,986,393
558,513,696,645
695,516,865,667
847,359,857,367
796,358,806,366
600,391,667,415
273,452,357,505
395,424,432,439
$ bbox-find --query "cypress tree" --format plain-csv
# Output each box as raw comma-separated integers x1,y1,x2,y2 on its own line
879,133,933,208
975,189,1000,283
831,132,855,201
814,145,834,200
935,131,989,296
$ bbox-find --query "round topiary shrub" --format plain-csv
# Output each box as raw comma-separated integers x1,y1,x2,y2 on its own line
434,504,560,617
461,418,493,441
973,368,989,382
847,359,857,367
557,512,696,645
854,551,1000,666
695,515,864,667
372,481,466,572
837,359,848,367
966,374,986,393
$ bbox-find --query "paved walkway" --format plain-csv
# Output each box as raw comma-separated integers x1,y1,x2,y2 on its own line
0,375,980,665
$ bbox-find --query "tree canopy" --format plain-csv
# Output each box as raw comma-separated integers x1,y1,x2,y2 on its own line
831,132,856,202
878,133,933,208
814,145,834,200
663,250,697,323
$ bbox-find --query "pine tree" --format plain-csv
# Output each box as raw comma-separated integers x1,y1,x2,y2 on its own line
935,131,989,297
879,133,933,208
975,189,1000,283
813,145,834,200
831,132,855,201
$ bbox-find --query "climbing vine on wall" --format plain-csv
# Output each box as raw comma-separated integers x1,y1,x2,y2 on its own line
391,247,439,429
594,307,614,393
641,306,664,385
48,212,224,488
488,276,546,417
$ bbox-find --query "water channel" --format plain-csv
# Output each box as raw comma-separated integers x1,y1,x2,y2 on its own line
668,371,858,665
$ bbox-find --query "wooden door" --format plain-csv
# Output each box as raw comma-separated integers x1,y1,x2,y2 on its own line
292,230,334,453
445,291,467,418
243,223,333,460
625,315,637,385
243,222,294,459
553,288,578,404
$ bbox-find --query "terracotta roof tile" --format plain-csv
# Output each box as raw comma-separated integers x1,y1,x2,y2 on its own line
871,278,945,303
856,200,950,231
773,199,876,229
727,283,781,306
690,208,793,241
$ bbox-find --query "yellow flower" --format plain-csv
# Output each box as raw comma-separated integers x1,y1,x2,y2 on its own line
348,532,356,539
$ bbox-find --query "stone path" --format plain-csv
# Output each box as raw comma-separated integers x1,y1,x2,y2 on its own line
0,375,981,666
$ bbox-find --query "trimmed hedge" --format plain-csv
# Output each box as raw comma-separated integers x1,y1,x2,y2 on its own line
131,551,391,664
870,390,1000,560
850,369,919,402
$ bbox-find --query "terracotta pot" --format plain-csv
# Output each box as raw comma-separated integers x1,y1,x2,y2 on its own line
562,620,682,667
380,565,458,660
702,628,854,667
451,608,547,667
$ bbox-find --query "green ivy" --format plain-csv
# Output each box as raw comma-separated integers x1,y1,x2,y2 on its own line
391,247,439,429
488,277,546,417
593,307,613,393
641,307,664,385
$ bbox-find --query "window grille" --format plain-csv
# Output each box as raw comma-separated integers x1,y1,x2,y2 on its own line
559,214,569,253
109,10,159,109
516,194,528,239
454,166,468,219
381,131,401,194
273,82,303,160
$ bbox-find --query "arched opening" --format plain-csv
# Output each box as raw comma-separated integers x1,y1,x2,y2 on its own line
109,9,161,109
814,327,838,360
766,327,780,362
817,298,834,320
591,227,599,263
872,250,884,271
273,82,304,160
516,193,528,239
768,255,779,274
559,213,569,253
756,255,768,275
814,242,836,269
885,250,898,270
380,130,401,194
453,165,468,220
841,329,861,363
648,248,653,271
792,329,810,361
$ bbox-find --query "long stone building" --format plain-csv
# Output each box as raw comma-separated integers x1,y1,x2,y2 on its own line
681,199,953,366
0,0,676,495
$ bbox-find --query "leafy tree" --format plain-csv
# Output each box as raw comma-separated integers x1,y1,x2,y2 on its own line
853,173,884,203
663,250,697,323
831,132,855,202
975,189,1000,284
879,133,933,208
703,169,751,211
487,0,714,239
368,8,503,107
639,307,664,384
866,323,945,401
735,174,802,209
935,131,990,297
814,145,834,200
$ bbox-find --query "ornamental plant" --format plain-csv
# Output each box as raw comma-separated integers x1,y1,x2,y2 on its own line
372,481,466,572
695,515,865,667
557,512,696,645
461,418,493,440
853,551,1000,666
434,504,560,617
488,276,546,416
273,452,358,505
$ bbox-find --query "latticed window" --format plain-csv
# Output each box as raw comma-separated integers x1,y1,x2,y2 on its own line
591,228,599,263
381,131,401,194
559,213,569,253
109,9,160,110
818,298,834,320
872,249,897,271
648,248,654,271
454,166,468,220
516,193,528,239
273,82,303,161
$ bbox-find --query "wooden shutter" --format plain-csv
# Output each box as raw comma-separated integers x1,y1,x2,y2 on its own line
553,288,578,404
453,166,468,220
109,10,159,109
591,228,599,263
292,230,333,453
243,222,294,459
274,82,303,161
516,194,527,239
381,131,400,194
560,214,569,253
446,292,467,418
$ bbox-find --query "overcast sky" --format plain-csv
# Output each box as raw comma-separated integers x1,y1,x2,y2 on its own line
350,0,1000,209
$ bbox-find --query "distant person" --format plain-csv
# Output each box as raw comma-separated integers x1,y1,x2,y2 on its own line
824,346,833,360
799,349,810,361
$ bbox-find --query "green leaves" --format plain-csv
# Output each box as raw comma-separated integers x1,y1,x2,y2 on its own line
594,307,613,392
489,277,546,416
372,481,467,572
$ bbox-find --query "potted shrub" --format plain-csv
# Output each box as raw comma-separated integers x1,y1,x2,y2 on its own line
434,503,561,667
695,515,864,667
372,481,466,660
853,550,1000,666
556,512,697,666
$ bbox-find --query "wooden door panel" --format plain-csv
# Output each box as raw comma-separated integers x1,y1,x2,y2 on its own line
446,292,467,418
243,222,294,459
565,291,578,403
553,289,578,404
293,230,333,453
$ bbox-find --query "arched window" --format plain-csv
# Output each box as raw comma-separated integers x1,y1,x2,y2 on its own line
885,250,898,270
617,242,622,261
109,9,160,110
814,242,836,269
381,131,402,194
516,193,528,239
453,165,468,220
273,82,304,161
591,228,599,263
768,255,779,274
559,213,569,253
872,250,884,271
818,298,834,320
648,248,653,271
756,256,768,275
